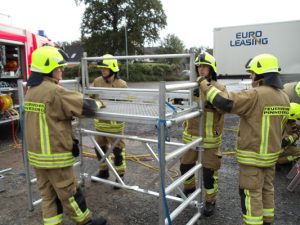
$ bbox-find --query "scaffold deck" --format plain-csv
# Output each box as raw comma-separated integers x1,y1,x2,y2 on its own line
95,101,197,124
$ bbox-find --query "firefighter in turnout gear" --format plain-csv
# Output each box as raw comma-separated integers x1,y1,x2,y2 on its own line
179,52,226,216
276,83,300,170
92,54,128,187
283,81,300,104
198,53,290,225
277,102,300,166
24,46,107,225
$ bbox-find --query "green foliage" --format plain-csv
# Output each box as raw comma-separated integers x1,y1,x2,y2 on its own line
79,0,167,56
187,46,214,56
63,63,188,82
155,34,185,64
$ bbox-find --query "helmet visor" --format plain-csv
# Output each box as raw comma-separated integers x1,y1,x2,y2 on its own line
57,49,69,63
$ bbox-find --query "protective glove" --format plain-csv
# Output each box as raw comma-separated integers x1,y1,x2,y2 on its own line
193,87,199,97
72,138,80,157
173,98,184,105
291,124,298,133
281,137,291,148
291,124,300,139
95,99,106,109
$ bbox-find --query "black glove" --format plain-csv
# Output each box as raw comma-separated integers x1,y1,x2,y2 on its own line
72,139,80,157
281,137,291,148
77,77,83,87
193,87,199,97
173,98,184,105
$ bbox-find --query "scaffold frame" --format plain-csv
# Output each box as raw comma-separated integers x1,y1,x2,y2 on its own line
18,53,205,225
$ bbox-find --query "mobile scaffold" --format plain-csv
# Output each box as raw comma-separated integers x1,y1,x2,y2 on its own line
18,53,206,225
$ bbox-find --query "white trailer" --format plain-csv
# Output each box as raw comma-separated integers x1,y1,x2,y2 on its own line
213,20,300,82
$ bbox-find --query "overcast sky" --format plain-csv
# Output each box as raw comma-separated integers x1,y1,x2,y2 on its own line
0,0,299,48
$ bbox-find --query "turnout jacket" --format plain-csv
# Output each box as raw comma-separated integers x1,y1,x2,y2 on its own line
200,79,290,167
24,77,100,168
92,75,128,133
183,80,226,149
283,82,300,103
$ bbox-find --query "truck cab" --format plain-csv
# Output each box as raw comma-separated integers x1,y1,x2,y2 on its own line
0,23,52,124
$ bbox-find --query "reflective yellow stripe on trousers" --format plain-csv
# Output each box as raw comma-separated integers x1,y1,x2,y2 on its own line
43,214,63,225
69,196,91,223
243,190,263,225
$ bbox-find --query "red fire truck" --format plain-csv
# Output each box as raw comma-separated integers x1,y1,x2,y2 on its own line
0,23,53,125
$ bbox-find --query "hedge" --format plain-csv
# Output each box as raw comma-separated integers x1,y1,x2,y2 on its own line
63,63,188,82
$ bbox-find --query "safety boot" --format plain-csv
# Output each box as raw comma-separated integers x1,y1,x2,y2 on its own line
113,174,124,190
203,201,216,217
84,217,107,225
91,170,109,183
98,170,109,179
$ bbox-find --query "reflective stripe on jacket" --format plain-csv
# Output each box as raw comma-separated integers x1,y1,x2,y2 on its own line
183,80,225,149
94,119,125,133
201,79,290,167
24,77,99,168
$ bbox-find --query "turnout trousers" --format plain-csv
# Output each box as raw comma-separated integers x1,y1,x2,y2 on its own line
239,164,275,225
180,147,222,202
96,134,126,176
34,167,92,225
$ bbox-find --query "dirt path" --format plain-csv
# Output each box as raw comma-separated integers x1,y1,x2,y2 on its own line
0,81,299,225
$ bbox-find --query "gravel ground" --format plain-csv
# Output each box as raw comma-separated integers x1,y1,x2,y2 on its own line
0,81,299,225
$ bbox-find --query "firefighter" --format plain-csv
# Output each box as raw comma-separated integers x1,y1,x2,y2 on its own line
277,102,300,166
179,52,226,216
24,46,107,225
283,81,300,103
91,54,128,188
198,53,290,225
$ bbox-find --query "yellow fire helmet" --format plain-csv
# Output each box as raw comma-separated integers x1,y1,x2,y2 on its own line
289,102,300,120
295,82,300,98
97,54,119,72
30,46,67,74
245,53,280,75
195,52,217,74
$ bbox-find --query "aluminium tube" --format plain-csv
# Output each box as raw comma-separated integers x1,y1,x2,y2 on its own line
165,137,202,162
21,79,78,88
18,79,34,211
84,53,192,61
166,111,201,127
186,212,201,225
165,188,201,224
165,163,202,195
89,176,198,207
158,81,167,225
165,82,198,92
81,129,184,147
197,82,205,214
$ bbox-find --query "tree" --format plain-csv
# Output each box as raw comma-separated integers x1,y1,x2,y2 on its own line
76,0,167,56
155,33,185,64
187,46,213,56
